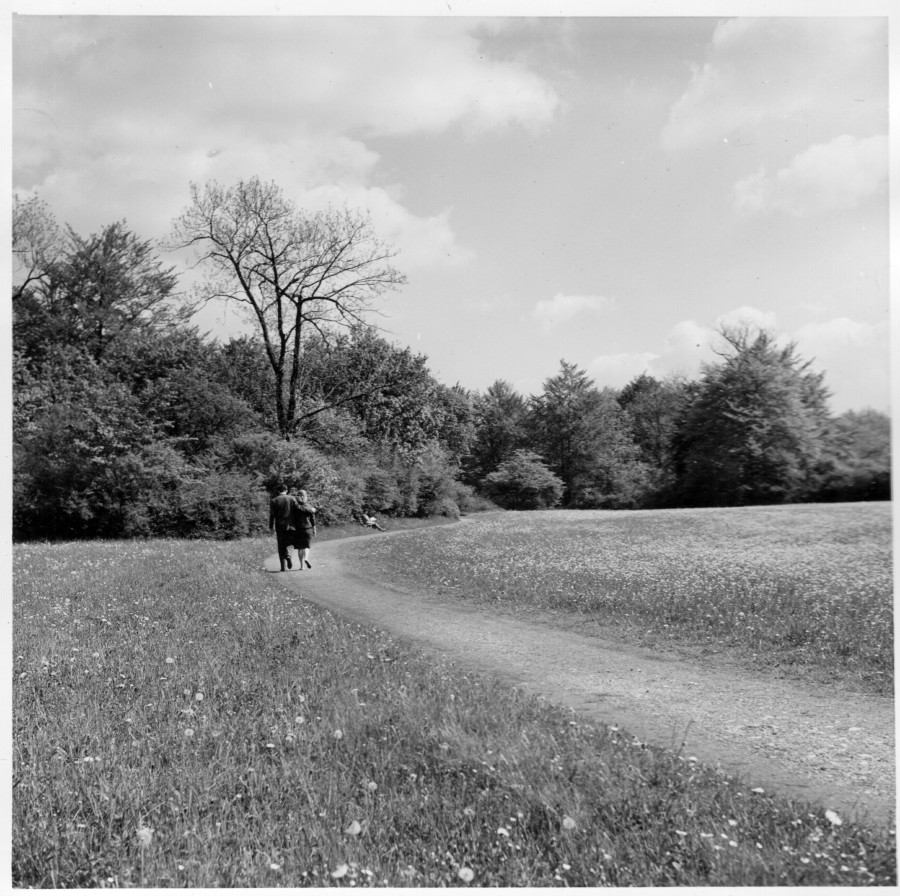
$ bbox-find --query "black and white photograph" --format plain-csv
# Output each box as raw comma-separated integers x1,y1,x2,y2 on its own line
9,0,895,887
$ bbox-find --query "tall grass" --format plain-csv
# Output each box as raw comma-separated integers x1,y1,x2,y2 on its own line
13,536,895,886
356,504,893,692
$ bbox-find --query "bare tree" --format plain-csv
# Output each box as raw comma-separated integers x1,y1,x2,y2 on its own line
168,177,407,438
12,194,62,301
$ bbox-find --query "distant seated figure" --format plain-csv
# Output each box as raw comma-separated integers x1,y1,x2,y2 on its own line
361,511,386,531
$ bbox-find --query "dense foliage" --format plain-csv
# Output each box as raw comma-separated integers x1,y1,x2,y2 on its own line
12,193,890,540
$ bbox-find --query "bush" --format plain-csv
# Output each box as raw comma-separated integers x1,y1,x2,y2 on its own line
456,489,498,514
153,473,269,539
262,438,354,525
483,450,564,510
410,446,463,517
363,469,403,513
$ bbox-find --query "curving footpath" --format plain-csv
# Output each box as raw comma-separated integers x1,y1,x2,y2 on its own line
264,527,895,827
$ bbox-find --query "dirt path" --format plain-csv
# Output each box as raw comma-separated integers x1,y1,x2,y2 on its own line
265,529,895,827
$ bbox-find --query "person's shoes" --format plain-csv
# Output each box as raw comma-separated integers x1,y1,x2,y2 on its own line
305,560,312,569
280,564,285,572
286,555,292,569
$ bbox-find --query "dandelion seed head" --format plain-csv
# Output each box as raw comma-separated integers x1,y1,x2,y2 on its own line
135,826,154,847
562,815,577,830
458,867,474,883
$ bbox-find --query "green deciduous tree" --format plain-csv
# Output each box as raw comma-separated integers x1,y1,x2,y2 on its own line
816,408,891,501
617,373,688,470
209,335,280,432
529,361,649,507
15,221,191,364
297,327,451,460
13,350,168,538
465,380,530,484
671,327,832,506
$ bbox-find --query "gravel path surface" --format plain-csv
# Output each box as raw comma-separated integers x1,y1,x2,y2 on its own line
265,529,895,827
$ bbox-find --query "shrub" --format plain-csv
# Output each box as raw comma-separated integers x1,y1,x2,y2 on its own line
456,489,498,514
483,450,564,510
262,438,352,525
363,468,403,513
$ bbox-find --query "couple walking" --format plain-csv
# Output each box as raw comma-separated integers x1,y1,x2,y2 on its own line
269,484,317,572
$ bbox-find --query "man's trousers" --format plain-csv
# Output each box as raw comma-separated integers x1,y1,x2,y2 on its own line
274,525,293,569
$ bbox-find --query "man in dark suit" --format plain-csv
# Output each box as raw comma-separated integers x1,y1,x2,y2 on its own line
269,484,298,571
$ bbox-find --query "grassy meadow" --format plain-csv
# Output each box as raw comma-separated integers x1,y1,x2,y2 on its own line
12,526,896,887
356,503,894,694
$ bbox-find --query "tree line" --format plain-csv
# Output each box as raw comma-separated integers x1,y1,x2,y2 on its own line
12,183,890,541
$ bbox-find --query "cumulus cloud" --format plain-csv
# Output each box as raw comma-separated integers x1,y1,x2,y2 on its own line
299,182,475,270
734,135,888,216
532,293,616,329
587,318,716,389
795,316,874,350
794,318,889,413
656,318,722,374
662,17,885,152
586,309,777,389
13,16,558,266
587,309,888,413
713,306,779,333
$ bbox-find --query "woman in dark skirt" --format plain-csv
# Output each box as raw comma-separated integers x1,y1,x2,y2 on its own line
291,489,317,569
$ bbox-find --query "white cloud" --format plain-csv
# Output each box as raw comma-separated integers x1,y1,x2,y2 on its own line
734,135,888,216
245,18,560,138
795,317,873,350
587,318,716,389
300,183,475,271
794,318,889,413
654,318,721,376
587,310,888,413
587,308,777,388
662,18,885,152
713,306,779,333
13,17,557,269
532,293,616,329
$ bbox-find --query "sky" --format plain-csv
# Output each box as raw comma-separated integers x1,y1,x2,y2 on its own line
8,2,895,415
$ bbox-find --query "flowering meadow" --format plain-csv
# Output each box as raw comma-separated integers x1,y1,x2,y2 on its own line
356,503,893,693
13,534,895,886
